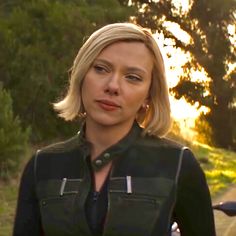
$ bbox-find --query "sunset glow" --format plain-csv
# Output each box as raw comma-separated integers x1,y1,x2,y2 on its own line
150,37,211,141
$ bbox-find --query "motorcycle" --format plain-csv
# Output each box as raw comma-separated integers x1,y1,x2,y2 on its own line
171,201,236,235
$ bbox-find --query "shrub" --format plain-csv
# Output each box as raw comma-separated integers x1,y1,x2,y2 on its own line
0,85,30,180
167,120,191,146
195,113,213,146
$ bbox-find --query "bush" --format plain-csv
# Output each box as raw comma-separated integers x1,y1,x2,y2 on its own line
167,120,191,146
0,85,30,180
194,113,213,146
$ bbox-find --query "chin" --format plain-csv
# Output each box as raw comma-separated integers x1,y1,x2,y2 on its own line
96,119,121,127
87,114,120,127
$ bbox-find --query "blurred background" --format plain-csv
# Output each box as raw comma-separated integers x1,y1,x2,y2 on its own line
0,0,235,235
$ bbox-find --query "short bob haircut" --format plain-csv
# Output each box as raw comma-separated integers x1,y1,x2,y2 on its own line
54,22,171,137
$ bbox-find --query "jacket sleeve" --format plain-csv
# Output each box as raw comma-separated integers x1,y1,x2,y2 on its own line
13,156,43,236
173,149,216,236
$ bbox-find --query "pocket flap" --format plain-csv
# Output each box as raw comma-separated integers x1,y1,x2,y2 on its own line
109,177,174,197
37,178,82,199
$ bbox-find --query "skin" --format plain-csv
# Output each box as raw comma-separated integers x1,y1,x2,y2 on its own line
81,41,154,191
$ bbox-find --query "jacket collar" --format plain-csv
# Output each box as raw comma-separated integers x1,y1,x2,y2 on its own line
77,122,142,171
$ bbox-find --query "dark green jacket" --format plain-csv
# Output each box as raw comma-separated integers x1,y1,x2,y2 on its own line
14,123,216,236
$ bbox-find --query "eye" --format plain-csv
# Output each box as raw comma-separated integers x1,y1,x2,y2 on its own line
126,74,142,82
93,64,109,73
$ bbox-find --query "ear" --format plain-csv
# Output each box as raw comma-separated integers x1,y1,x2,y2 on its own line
136,98,150,124
142,97,150,108
140,100,149,113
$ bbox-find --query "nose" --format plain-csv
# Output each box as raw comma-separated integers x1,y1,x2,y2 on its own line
104,73,120,96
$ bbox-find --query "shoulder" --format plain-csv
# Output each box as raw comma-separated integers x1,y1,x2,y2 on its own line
37,133,81,155
32,133,86,180
135,134,200,168
33,133,84,166
135,134,184,150
132,134,189,167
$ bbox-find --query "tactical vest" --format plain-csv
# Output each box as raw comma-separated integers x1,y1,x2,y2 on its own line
34,124,185,236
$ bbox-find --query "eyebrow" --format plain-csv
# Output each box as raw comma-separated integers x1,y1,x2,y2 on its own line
93,58,148,76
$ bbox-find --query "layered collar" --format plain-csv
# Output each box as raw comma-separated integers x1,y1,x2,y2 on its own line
77,122,142,171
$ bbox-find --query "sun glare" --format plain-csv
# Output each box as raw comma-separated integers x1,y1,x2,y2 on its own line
163,21,191,44
153,30,209,135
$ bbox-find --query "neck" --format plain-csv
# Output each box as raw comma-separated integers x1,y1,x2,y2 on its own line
85,119,134,159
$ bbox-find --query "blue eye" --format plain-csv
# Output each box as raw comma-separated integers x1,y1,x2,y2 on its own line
126,75,142,82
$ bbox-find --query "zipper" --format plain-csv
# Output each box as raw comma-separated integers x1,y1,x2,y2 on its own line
102,163,114,235
93,191,99,201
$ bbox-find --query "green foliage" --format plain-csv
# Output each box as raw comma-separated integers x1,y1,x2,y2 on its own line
167,120,191,146
0,86,30,179
0,182,17,235
195,113,213,145
124,0,236,148
0,0,131,142
192,143,236,196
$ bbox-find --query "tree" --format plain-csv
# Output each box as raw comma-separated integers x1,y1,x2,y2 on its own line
121,0,236,148
0,0,131,142
0,84,30,179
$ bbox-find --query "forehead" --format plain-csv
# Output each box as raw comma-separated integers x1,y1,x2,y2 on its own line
96,41,154,71
99,40,153,57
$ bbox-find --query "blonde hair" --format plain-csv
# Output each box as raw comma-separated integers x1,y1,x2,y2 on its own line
54,22,171,137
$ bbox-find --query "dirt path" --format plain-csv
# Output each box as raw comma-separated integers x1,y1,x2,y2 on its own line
213,185,236,236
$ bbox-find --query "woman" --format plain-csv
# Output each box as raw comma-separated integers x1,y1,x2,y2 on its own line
13,23,216,236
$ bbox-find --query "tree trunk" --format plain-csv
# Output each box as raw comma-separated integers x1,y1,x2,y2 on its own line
208,102,234,149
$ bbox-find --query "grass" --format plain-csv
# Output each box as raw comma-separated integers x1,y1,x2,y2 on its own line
0,147,31,236
191,141,236,197
0,142,235,236
0,180,18,236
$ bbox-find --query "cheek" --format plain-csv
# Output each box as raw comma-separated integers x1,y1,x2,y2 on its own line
81,79,90,105
82,71,101,92
139,85,151,102
81,75,93,95
127,90,149,109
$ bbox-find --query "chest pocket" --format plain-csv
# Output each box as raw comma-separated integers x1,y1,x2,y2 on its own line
36,178,82,236
103,177,175,236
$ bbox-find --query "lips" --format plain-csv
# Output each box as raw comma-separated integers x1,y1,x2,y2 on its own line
96,99,121,111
